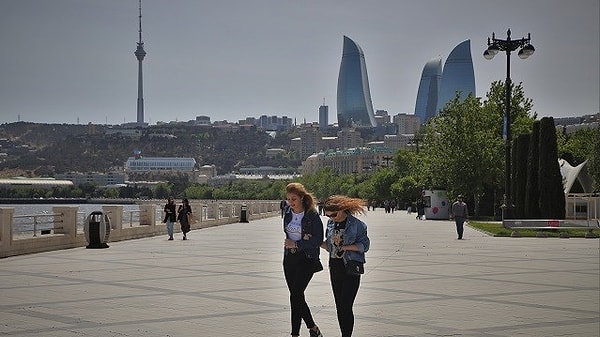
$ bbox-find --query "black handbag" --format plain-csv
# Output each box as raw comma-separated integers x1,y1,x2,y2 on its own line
311,258,324,273
345,260,364,276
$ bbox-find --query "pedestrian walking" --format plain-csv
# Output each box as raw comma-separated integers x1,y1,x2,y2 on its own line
416,198,425,220
163,196,176,241
321,195,370,337
177,198,192,240
451,194,469,239
283,182,324,337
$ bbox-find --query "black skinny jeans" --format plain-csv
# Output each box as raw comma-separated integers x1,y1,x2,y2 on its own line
284,252,317,336
329,258,361,337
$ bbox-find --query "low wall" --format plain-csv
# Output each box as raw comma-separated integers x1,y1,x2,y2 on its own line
1,200,280,258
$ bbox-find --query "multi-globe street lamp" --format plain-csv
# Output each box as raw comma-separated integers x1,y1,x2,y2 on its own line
483,29,534,219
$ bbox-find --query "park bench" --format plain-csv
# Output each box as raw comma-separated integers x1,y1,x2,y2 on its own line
503,219,599,238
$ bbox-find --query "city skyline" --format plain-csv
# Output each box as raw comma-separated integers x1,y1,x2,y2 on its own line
0,0,598,125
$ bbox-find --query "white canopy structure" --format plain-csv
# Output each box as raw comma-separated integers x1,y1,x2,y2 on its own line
559,159,598,221
559,159,594,193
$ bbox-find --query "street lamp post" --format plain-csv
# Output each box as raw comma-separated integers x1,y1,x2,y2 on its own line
484,29,534,220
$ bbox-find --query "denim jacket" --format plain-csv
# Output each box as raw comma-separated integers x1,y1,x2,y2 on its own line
325,213,370,264
283,208,323,259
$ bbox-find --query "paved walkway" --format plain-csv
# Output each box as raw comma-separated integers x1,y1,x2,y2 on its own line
1,209,598,337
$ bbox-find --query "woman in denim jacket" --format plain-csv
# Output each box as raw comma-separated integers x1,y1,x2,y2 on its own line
283,182,324,337
321,195,370,337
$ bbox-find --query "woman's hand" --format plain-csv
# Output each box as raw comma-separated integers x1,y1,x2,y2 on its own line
284,239,297,249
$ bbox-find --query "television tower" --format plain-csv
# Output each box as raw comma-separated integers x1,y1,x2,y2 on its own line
134,0,146,125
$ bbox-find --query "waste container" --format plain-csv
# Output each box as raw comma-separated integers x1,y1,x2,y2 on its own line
84,211,110,249
240,204,249,223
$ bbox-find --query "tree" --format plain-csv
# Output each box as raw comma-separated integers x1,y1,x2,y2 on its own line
557,127,598,166
299,167,348,201
525,121,541,218
184,184,213,200
355,180,377,203
537,117,565,219
417,81,537,217
153,183,173,199
483,81,536,139
389,149,422,207
369,167,399,202
420,93,503,216
512,133,530,218
588,127,600,191
103,188,120,198
390,175,420,208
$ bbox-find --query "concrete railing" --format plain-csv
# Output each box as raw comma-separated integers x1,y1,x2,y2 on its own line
1,200,281,258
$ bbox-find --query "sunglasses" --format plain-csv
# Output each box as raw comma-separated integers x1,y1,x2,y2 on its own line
325,212,338,218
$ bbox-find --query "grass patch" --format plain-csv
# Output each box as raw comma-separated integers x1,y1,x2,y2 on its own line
468,221,599,238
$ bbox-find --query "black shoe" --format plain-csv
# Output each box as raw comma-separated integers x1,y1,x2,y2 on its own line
309,326,323,337
168,236,173,241
183,236,187,240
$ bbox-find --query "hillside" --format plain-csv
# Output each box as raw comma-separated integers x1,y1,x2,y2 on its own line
0,122,299,177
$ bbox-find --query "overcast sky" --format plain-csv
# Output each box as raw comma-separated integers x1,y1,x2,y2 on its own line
0,0,598,125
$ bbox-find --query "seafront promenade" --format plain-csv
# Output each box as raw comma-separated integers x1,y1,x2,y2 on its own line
0,200,279,258
0,208,598,337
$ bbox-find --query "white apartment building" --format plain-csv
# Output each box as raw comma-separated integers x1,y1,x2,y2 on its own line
301,147,395,175
125,157,196,172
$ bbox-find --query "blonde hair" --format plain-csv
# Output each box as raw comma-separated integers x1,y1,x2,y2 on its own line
285,182,318,211
323,195,367,215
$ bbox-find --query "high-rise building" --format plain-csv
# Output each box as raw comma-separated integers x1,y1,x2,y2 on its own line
436,40,476,112
336,36,377,128
414,57,442,124
319,104,328,130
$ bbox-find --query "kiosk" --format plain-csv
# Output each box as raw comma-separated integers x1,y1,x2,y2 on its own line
423,190,450,220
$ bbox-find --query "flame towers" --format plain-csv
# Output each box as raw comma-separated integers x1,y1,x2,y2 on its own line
414,57,442,124
336,36,377,128
414,40,476,124
436,40,475,113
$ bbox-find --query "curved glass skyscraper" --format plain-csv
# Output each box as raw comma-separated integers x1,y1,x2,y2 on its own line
414,56,442,124
337,36,377,128
436,40,476,112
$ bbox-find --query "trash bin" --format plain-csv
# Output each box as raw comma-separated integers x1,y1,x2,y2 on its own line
84,211,110,249
240,204,249,223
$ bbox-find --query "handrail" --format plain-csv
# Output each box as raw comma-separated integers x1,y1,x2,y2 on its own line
13,213,63,237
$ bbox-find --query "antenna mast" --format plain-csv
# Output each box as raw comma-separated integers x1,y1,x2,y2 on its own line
138,0,143,44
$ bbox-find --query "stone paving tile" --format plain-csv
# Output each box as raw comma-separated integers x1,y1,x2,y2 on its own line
0,208,598,337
